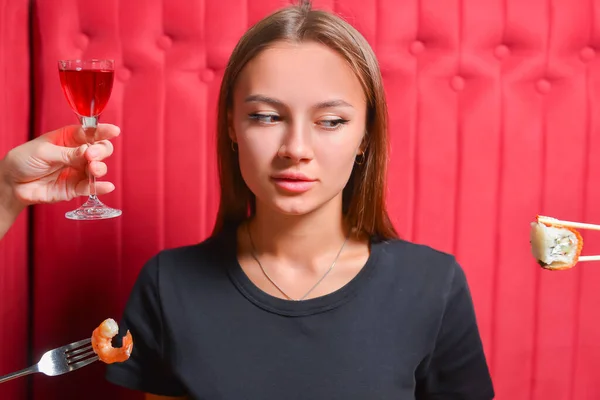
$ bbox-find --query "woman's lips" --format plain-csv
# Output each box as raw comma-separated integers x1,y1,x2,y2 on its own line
270,174,317,193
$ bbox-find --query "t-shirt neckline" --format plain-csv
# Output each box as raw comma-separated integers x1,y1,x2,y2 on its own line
221,226,383,317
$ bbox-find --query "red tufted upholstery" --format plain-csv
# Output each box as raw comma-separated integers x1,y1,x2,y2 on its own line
0,0,599,399
0,0,30,399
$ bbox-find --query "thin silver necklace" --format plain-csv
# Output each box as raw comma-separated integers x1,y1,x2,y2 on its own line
246,223,350,301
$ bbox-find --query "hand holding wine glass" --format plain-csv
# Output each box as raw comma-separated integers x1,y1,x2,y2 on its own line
0,123,120,239
58,59,121,220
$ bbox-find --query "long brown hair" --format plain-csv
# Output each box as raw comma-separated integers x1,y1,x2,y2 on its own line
212,0,397,240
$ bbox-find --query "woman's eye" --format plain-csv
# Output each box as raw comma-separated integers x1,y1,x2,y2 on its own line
319,118,349,130
248,113,281,124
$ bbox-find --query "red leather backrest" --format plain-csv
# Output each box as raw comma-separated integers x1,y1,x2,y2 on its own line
21,0,600,399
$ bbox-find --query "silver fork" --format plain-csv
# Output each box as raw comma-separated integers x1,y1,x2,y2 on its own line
0,338,98,383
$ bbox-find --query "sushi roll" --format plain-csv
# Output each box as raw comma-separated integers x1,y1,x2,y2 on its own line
530,219,583,270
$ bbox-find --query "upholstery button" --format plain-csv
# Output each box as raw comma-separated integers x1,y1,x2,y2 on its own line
409,41,425,55
117,67,131,82
201,69,215,83
157,35,173,50
536,79,551,94
75,33,89,49
450,76,465,91
580,47,595,62
494,44,510,59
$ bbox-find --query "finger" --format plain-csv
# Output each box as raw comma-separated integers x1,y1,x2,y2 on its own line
87,161,108,178
94,124,121,142
74,180,116,197
85,140,114,161
40,142,89,166
46,123,121,147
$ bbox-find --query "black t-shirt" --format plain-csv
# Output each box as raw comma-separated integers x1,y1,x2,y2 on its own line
105,227,494,399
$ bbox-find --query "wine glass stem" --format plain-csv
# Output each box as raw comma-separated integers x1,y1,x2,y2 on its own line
81,116,98,200
89,168,97,199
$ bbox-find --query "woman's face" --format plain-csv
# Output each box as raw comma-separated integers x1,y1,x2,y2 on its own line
230,40,367,217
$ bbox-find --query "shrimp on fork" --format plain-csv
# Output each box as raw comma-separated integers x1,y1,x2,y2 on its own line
91,318,133,364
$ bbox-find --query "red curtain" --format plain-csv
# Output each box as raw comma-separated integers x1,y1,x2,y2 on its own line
0,0,31,399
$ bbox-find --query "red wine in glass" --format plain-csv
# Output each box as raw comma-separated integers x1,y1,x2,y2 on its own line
58,59,121,220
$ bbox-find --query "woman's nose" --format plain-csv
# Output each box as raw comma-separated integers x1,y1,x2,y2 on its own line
277,121,314,162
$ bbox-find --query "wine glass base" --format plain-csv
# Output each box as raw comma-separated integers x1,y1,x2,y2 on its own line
65,197,122,220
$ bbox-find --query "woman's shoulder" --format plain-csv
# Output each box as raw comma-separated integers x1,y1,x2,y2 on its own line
375,237,463,282
371,238,471,307
159,233,231,261
378,236,456,264
142,230,235,279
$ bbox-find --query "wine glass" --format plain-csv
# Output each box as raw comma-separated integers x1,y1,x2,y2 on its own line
58,59,122,220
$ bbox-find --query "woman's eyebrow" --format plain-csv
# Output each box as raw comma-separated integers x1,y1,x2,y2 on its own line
245,94,353,109
245,94,284,106
313,99,354,109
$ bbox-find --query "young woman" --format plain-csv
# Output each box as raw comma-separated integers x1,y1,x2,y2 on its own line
106,2,494,399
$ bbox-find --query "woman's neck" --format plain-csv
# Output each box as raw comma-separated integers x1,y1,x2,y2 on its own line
246,200,348,270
